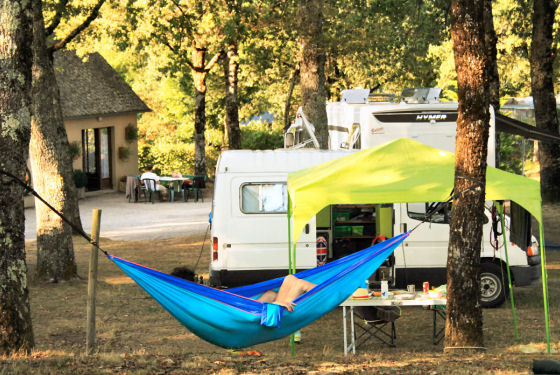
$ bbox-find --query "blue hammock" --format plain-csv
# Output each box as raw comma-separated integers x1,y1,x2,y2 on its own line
108,232,409,349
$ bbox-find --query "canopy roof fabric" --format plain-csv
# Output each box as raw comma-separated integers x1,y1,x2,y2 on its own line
287,138,542,243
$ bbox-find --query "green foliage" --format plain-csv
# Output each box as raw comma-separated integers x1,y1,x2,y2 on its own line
125,123,138,142
498,133,534,174
138,141,220,177
73,169,88,188
69,141,81,160
240,122,284,150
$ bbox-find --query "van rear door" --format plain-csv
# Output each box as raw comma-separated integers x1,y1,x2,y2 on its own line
394,202,450,288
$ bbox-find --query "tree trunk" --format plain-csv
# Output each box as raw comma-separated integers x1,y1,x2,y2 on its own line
299,0,328,149
0,0,35,354
483,0,500,167
30,0,78,282
484,0,499,112
224,44,241,150
192,45,207,176
446,0,489,350
284,66,300,132
530,0,560,202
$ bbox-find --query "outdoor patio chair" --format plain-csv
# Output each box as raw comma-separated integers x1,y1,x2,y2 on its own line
169,180,185,202
353,306,401,348
140,178,157,204
185,175,206,202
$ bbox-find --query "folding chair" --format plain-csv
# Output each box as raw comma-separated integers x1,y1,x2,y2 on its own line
140,178,157,204
185,175,206,202
353,306,401,348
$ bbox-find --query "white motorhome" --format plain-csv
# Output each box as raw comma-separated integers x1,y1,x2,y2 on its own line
210,88,541,307
210,150,540,308
285,88,496,165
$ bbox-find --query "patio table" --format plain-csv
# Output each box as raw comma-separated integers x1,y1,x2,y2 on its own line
159,177,186,202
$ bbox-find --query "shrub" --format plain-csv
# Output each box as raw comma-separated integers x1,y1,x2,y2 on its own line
73,169,88,188
240,122,283,150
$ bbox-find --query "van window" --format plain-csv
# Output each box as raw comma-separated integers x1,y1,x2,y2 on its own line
241,183,287,213
407,202,451,224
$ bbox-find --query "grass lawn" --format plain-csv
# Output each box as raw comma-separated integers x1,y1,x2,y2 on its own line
1,214,560,373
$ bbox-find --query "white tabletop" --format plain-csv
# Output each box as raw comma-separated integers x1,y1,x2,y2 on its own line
340,294,446,307
159,177,185,181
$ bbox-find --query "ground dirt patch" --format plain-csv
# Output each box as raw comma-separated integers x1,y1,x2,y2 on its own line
3,205,560,374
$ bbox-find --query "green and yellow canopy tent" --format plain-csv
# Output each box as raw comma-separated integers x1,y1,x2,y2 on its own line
286,138,551,351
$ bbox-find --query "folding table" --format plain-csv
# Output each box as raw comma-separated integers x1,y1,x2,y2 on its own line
340,293,446,355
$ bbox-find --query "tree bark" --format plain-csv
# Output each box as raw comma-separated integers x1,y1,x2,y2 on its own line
284,66,300,132
483,0,500,167
224,44,241,150
30,0,78,282
192,44,207,176
530,0,560,202
446,0,489,350
0,0,35,354
299,0,328,149
484,0,499,112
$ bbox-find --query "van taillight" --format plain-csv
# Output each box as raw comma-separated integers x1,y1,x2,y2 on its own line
527,246,536,257
212,237,218,261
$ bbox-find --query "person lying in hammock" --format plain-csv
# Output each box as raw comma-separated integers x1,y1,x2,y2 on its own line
256,275,316,312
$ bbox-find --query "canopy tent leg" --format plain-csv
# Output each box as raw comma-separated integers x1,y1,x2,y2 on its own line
539,223,551,353
287,201,296,356
496,201,518,339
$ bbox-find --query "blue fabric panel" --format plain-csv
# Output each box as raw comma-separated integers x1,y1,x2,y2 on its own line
260,303,282,328
108,232,409,348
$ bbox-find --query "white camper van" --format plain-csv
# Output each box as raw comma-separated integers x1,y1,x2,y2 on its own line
210,149,540,308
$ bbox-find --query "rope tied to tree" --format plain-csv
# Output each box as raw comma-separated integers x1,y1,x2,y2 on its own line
0,169,109,257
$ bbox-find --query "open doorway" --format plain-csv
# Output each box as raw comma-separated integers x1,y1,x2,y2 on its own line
82,127,113,191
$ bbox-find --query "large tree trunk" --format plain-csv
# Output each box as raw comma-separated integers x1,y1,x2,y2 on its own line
0,0,35,354
192,45,207,176
299,0,328,149
530,0,560,202
484,0,499,112
224,44,241,150
284,66,300,132
483,0,500,167
446,0,489,350
30,0,78,282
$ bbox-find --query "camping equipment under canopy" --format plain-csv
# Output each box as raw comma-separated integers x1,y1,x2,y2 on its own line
285,137,549,351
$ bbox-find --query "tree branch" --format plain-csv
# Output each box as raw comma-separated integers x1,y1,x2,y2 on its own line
49,0,107,52
204,50,224,72
45,0,70,37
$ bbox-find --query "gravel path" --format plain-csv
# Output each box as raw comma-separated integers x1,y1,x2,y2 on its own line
25,192,212,241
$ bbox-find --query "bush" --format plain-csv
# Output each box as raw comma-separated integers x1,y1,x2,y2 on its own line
240,122,284,150
73,169,88,188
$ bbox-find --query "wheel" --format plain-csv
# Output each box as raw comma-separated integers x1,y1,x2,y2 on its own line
480,262,506,308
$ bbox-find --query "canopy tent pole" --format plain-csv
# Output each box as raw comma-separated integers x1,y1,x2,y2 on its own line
287,198,296,356
539,223,551,353
496,201,518,338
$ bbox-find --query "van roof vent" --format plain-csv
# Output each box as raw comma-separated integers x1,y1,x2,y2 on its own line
400,88,441,104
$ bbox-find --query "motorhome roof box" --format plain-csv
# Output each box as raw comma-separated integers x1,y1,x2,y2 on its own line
341,88,370,104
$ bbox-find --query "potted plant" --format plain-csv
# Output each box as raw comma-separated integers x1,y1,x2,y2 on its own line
125,123,138,143
118,146,130,161
73,169,88,199
69,141,81,160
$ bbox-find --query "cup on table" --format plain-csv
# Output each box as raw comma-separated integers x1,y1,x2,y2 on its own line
407,284,415,293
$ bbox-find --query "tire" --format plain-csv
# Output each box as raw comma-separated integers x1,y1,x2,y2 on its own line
480,262,506,308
